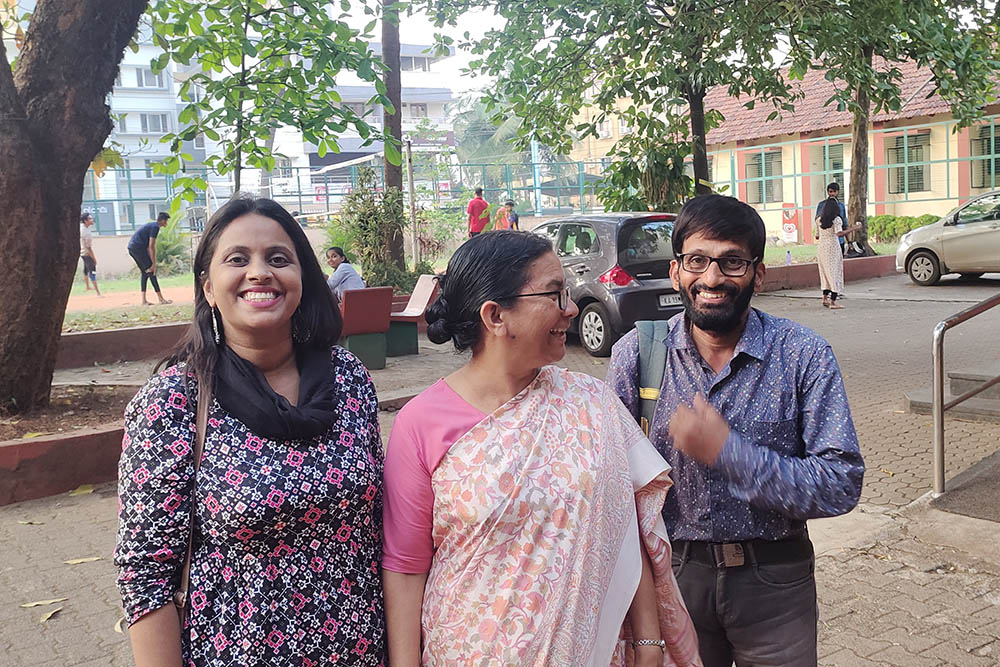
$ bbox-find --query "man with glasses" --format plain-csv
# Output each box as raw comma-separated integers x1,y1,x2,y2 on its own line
607,195,864,667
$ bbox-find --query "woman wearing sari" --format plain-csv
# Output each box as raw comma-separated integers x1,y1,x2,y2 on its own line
382,231,700,666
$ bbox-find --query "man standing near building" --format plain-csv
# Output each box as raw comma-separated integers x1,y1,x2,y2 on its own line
466,187,489,237
816,181,848,254
79,212,101,296
607,195,864,667
505,200,520,231
127,212,173,306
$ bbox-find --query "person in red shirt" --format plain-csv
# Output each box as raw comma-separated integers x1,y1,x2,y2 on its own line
467,188,490,237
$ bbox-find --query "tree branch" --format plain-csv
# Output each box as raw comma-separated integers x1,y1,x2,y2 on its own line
0,35,26,121
14,0,148,175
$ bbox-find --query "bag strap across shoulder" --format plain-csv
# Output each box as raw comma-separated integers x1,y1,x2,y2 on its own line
636,320,670,436
174,384,211,613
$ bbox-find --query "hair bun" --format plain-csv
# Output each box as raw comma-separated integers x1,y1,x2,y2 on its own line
425,295,453,344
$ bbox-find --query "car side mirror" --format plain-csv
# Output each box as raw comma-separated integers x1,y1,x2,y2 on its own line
944,213,958,226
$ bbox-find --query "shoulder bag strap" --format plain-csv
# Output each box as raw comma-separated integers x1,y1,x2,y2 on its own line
636,320,670,436
174,384,211,614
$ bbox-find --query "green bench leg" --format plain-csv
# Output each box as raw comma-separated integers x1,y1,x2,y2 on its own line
387,321,419,357
342,333,387,370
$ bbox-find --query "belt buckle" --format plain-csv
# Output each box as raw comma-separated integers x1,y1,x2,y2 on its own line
719,543,745,567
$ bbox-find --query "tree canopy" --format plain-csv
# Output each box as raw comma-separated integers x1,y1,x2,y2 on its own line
147,0,390,197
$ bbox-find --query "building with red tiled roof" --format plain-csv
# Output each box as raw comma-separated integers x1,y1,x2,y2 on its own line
701,61,1000,240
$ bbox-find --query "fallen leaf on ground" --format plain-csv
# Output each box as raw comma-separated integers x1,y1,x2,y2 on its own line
21,432,49,439
68,484,94,496
114,617,125,634
101,368,111,373
20,598,68,608
39,607,63,623
17,520,44,525
880,467,895,477
64,557,103,565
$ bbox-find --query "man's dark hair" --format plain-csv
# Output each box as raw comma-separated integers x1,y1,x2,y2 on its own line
426,231,552,352
157,212,171,222
505,200,515,206
826,182,840,192
671,195,766,261
80,212,92,224
474,187,483,197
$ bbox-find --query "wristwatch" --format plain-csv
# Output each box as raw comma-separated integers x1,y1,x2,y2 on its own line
631,639,666,651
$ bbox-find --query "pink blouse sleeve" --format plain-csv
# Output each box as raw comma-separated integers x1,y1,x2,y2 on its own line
382,381,484,574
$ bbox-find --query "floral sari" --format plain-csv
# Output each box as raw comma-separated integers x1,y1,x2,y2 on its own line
420,366,700,666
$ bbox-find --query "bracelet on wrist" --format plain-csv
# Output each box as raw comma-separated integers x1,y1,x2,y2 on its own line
631,638,665,652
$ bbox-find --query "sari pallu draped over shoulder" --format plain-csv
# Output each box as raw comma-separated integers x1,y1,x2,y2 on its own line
421,366,701,666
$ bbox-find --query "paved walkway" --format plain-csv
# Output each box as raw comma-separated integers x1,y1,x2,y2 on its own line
5,273,1000,665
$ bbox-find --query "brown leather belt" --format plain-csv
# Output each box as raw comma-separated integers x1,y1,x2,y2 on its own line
673,537,813,568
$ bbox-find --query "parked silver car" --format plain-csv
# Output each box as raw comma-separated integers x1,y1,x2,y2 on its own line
896,190,1000,285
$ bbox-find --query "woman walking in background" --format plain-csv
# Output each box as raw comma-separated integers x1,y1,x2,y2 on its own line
116,196,385,665
382,231,699,666
815,197,860,309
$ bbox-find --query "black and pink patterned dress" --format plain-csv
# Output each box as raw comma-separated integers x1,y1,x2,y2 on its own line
115,347,385,665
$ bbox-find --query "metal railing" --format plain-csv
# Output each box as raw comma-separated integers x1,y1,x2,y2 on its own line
932,292,1000,495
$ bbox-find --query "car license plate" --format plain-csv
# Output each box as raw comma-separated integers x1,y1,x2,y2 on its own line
658,294,681,308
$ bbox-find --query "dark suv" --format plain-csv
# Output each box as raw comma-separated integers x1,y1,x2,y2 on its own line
534,213,682,356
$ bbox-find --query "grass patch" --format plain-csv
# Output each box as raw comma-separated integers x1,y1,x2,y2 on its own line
70,273,193,297
762,243,897,266
63,303,194,333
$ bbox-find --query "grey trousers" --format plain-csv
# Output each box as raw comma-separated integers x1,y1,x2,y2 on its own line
672,543,818,667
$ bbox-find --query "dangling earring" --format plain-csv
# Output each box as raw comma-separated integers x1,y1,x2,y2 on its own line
291,309,309,343
211,306,221,345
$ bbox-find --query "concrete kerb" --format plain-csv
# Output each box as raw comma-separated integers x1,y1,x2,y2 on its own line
0,390,420,507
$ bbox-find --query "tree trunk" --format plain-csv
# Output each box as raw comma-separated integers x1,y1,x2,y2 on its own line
687,87,712,196
382,9,406,270
0,0,148,414
848,44,876,256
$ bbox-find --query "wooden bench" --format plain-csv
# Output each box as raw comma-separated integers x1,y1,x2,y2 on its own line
339,286,394,370
388,275,440,356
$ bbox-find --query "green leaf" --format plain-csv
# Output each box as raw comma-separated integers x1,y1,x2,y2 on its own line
384,141,402,166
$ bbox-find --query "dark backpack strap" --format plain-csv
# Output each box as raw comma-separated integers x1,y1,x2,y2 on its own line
636,320,670,436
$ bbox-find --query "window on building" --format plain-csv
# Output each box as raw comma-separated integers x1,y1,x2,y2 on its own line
136,68,166,88
971,124,999,190
144,159,156,179
409,103,428,118
140,113,170,133
597,120,612,138
400,56,431,71
148,204,159,220
746,150,782,204
824,143,846,189
117,115,127,133
276,157,293,178
618,118,632,136
344,102,367,116
194,133,205,149
115,71,122,87
886,133,930,194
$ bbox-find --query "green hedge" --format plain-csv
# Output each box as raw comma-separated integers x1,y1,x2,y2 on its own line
866,213,938,242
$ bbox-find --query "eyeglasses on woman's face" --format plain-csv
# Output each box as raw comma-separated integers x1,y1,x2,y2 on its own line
676,253,758,277
508,286,573,311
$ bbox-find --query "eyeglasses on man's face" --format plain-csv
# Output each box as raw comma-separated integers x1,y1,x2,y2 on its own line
509,286,573,311
676,253,758,277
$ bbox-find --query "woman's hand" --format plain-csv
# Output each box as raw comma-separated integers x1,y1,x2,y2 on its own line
633,646,664,667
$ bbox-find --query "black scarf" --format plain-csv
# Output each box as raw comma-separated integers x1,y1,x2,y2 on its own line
214,345,339,441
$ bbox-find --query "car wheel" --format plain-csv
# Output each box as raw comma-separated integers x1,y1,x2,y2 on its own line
959,272,984,280
907,251,941,286
579,303,614,357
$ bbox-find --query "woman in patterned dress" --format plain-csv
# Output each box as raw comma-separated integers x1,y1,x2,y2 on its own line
382,231,700,667
815,197,861,309
116,196,385,666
